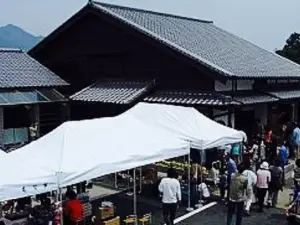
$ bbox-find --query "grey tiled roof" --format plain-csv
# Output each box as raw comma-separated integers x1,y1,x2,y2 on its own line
92,2,300,78
144,90,239,106
266,90,300,100
0,48,68,88
70,79,153,104
232,92,278,105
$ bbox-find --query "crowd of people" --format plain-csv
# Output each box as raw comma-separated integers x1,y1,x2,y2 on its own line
224,120,300,225
157,121,300,225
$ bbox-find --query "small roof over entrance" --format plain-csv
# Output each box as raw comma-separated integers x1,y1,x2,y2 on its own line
144,90,239,106
231,91,279,105
70,79,154,104
265,90,300,100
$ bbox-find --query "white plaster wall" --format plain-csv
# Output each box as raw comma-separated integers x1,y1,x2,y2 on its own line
215,80,232,92
213,109,235,128
215,80,254,91
237,80,254,91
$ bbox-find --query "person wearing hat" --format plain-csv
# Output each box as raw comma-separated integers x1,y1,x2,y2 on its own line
256,161,271,212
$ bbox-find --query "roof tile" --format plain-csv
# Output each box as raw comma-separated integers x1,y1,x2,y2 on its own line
93,2,300,78
70,79,153,104
0,48,68,88
232,91,278,104
266,90,300,100
144,90,239,106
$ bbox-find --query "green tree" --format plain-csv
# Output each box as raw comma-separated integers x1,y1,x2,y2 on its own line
276,32,300,64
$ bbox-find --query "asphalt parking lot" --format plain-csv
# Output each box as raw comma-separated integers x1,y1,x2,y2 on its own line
177,203,287,225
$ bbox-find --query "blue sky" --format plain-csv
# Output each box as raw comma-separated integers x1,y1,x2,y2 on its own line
0,0,299,51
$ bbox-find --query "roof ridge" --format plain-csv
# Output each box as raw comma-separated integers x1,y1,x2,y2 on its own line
92,1,213,24
0,48,23,53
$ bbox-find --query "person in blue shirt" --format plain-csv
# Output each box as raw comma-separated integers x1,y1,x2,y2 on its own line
292,122,300,159
279,142,288,166
279,141,288,185
225,153,237,201
227,155,238,178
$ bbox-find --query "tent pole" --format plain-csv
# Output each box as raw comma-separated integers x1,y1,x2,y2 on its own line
0,203,2,217
139,167,142,193
114,173,118,189
56,172,63,225
126,170,133,196
133,168,138,225
196,150,204,208
59,187,63,225
186,146,193,212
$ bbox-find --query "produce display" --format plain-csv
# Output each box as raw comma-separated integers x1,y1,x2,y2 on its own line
156,161,207,174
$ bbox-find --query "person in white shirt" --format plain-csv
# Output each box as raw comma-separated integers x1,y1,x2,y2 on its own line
198,178,210,204
256,161,271,212
249,141,259,171
158,168,181,225
242,165,257,216
211,163,220,185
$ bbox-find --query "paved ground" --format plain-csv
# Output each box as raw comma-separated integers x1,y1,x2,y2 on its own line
88,183,292,224
91,192,187,225
177,204,286,225
88,184,120,200
88,184,289,225
278,187,293,208
212,185,293,209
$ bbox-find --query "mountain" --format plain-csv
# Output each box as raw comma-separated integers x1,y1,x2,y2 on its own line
0,24,43,51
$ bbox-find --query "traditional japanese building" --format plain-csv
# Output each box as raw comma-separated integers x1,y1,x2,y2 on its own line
29,1,300,137
0,48,69,150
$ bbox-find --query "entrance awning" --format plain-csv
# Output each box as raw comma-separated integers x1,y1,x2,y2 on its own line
266,90,300,100
0,89,66,106
144,90,239,106
232,91,278,105
70,80,153,104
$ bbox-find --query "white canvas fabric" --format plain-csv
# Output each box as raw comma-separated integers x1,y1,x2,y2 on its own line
0,150,6,156
125,103,246,150
0,115,188,201
0,103,245,201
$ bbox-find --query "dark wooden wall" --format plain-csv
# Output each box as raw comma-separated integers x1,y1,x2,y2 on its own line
32,11,215,96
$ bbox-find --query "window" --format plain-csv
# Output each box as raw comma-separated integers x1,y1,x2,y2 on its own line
0,89,66,105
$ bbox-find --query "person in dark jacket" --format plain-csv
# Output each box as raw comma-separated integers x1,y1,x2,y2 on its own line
268,158,283,208
293,159,300,201
286,192,300,224
219,168,227,202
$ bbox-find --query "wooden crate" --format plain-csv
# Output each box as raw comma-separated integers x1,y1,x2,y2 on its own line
98,216,120,225
95,206,115,221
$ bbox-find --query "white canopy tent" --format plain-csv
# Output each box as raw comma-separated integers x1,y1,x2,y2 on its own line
125,103,247,150
124,103,246,210
0,103,246,208
0,115,189,202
